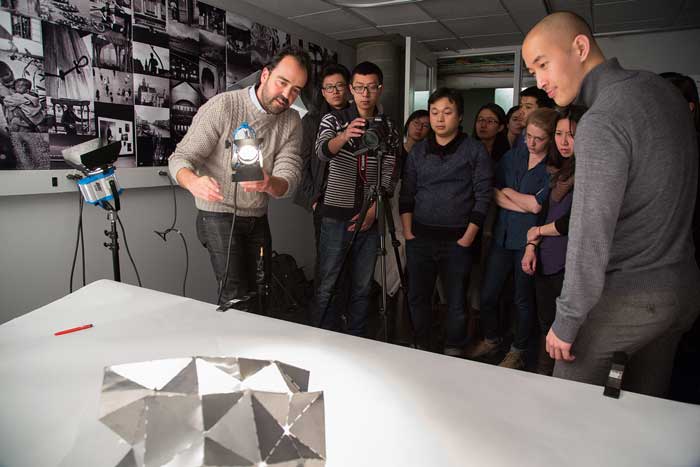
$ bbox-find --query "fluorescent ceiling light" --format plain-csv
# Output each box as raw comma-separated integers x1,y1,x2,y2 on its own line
326,0,422,7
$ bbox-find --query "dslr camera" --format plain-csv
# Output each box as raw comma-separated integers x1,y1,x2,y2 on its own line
361,115,390,150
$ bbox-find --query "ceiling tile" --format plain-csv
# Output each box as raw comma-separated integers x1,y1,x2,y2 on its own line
443,14,520,36
461,32,524,49
595,18,670,33
420,38,469,53
328,26,385,40
380,21,454,41
594,0,681,27
499,0,548,33
349,3,432,26
293,9,374,34
418,0,506,20
248,0,336,18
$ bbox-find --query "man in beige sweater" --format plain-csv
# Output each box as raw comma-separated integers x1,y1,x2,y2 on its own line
168,46,308,306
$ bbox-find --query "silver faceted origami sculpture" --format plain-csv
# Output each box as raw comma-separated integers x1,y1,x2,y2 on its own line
98,356,325,467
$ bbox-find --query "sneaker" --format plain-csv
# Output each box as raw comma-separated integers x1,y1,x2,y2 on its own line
464,338,500,359
499,351,525,370
444,346,464,357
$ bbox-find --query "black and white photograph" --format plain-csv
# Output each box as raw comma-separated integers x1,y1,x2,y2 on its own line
46,96,95,136
0,0,41,18
0,26,50,170
42,22,94,101
167,0,197,46
86,0,132,35
96,101,134,166
198,55,223,101
92,29,132,73
93,67,132,104
168,0,198,85
170,47,198,84
170,79,199,144
132,40,169,76
135,103,170,166
133,0,165,34
0,10,43,57
250,22,289,69
225,11,256,90
47,133,92,168
197,1,224,37
133,72,169,107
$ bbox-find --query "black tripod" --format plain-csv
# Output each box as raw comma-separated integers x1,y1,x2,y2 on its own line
318,148,415,344
101,179,122,282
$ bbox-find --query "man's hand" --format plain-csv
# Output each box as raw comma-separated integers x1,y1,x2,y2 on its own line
456,236,471,247
546,328,576,362
343,117,366,141
185,175,223,202
240,169,272,194
527,225,541,243
348,202,376,232
521,247,537,275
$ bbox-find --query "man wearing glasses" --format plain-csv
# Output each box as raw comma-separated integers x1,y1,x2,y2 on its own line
312,61,401,336
295,63,352,248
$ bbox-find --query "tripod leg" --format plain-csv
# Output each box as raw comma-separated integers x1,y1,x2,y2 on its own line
317,190,374,330
383,194,417,346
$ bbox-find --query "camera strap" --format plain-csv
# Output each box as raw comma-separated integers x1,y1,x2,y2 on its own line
357,152,368,184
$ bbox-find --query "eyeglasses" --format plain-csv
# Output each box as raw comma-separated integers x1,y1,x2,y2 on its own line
351,83,382,94
476,118,500,126
322,83,346,93
411,121,430,129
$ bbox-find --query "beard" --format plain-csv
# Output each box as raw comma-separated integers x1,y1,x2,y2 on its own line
260,85,290,115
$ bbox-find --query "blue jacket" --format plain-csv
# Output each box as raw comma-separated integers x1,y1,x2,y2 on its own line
493,144,550,250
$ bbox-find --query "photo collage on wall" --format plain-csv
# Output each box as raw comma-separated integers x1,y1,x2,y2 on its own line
0,0,337,169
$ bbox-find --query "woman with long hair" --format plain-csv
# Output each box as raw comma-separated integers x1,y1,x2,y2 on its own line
521,106,586,375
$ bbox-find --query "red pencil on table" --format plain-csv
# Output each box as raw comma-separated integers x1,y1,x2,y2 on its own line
54,324,93,336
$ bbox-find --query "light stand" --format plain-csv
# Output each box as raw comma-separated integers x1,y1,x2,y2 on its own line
63,139,124,282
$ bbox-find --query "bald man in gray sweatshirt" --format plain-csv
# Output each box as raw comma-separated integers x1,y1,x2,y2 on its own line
522,12,699,396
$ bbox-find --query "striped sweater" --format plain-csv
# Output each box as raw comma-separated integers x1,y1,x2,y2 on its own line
168,87,303,217
315,103,400,221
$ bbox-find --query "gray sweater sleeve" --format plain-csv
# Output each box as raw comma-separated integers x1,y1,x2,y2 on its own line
553,114,631,342
270,114,303,199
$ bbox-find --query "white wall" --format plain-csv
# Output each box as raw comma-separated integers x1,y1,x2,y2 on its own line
0,3,351,324
596,29,700,76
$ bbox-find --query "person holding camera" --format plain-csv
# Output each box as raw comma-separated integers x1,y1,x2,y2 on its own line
312,61,401,336
400,88,493,354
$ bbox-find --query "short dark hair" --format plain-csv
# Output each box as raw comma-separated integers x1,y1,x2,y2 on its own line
264,45,311,83
428,87,464,116
319,63,350,87
520,86,555,108
404,109,429,135
351,61,383,85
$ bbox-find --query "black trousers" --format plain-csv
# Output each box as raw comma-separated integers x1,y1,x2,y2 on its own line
196,210,271,305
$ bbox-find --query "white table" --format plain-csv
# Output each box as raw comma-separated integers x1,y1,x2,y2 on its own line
1,280,699,467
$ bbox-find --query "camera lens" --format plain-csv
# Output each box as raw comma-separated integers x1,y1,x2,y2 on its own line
361,129,381,149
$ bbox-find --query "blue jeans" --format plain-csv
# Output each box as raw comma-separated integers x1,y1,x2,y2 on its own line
406,236,472,348
480,243,534,351
314,217,378,336
196,210,271,305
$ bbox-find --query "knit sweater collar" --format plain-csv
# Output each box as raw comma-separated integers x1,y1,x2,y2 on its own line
427,132,467,157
